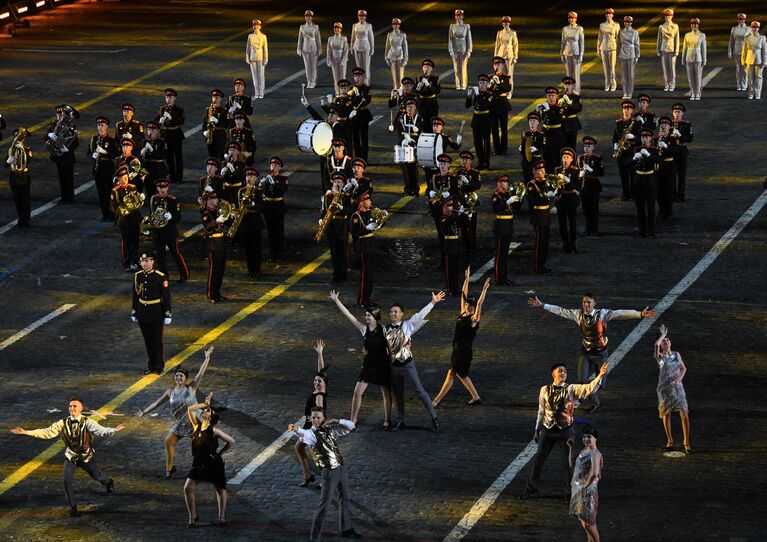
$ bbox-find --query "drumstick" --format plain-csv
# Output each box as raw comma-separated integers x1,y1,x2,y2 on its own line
301,83,306,100
458,120,466,136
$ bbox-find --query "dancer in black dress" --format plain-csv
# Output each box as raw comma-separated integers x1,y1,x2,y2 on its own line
295,339,328,487
329,290,393,429
183,392,235,528
432,268,490,406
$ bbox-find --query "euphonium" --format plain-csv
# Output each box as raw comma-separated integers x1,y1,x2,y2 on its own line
315,191,342,243
370,207,390,227
545,173,566,203
8,127,29,173
511,181,527,200
464,191,480,214
119,189,144,216
140,204,170,236
217,199,234,222
227,184,256,239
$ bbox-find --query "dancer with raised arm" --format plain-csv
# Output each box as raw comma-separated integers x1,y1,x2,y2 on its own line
567,424,603,542
433,269,490,407
295,339,329,487
654,324,692,454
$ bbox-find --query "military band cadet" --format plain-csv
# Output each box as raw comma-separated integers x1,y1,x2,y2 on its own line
348,157,373,203
110,164,144,271
239,167,265,277
456,150,480,253
350,193,380,306
114,138,146,194
561,76,582,150
527,161,553,276
613,99,642,201
131,248,172,374
491,174,522,286
388,76,417,114
742,21,766,100
227,78,253,129
440,198,463,296
465,74,493,170
116,103,145,143
635,94,657,131
228,112,257,166
349,67,373,161
729,14,750,91
323,137,353,194
5,127,33,228
385,18,408,90
199,157,222,199
89,116,119,222
0,113,6,141
140,121,169,198
598,8,620,92
156,88,185,183
537,86,565,172
561,12,585,94
423,117,461,190
520,111,545,182
631,129,660,238
416,59,441,132
654,117,677,220
681,18,707,100
395,97,423,196
489,56,512,156
449,10,472,91
669,103,693,201
44,104,79,203
428,154,459,249
657,9,680,92
494,16,518,96
261,156,288,262
149,180,189,283
220,142,246,204
618,16,640,99
577,136,605,237
554,148,581,254
298,10,322,90
201,191,228,303
203,89,228,163
246,19,268,99
327,22,349,92
351,10,374,86
322,172,353,282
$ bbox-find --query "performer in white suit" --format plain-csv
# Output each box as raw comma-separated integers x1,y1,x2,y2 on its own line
681,18,707,100
327,23,349,93
728,14,750,91
561,12,585,93
448,9,473,90
597,8,620,92
385,18,409,90
742,21,766,100
657,9,680,91
246,19,268,99
351,10,374,85
494,16,518,97
297,10,322,89
618,16,641,99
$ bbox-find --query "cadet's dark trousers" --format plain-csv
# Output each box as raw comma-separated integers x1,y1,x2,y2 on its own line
543,130,564,172
207,131,227,163
118,215,140,268
9,178,31,227
556,193,579,252
391,360,437,423
674,152,688,199
138,320,165,372
657,167,676,219
241,230,262,275
55,161,75,203
63,458,110,508
471,115,492,168
166,138,184,183
264,204,285,261
429,205,445,249
580,191,600,234
495,233,512,284
95,168,115,220
533,224,550,273
207,250,227,301
153,235,189,279
357,252,375,306
351,117,369,161
617,158,633,199
564,129,578,151
310,466,352,542
402,163,419,196
578,347,609,406
327,228,348,280
460,213,477,252
634,186,657,236
526,425,573,491
491,110,509,154
443,246,462,295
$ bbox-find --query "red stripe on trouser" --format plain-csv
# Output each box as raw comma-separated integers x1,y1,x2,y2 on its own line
176,240,189,277
358,253,365,305
207,252,213,299
495,236,501,282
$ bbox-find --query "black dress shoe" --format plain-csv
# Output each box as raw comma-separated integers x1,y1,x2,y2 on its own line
299,474,316,487
143,368,154,375
69,506,80,517
176,276,187,283
540,268,552,276
164,466,177,480
518,486,537,500
105,478,114,495
100,217,110,222
341,529,363,539
391,419,406,431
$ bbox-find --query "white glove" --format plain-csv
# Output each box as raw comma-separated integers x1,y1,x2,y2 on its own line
441,191,450,198
472,86,479,94
625,133,635,140
97,146,108,155
456,134,463,145
163,212,172,220
326,94,334,102
6,157,14,165
550,206,558,215
492,75,500,85
659,141,668,149
397,87,404,96
225,163,235,172
139,193,146,201
210,116,218,124
403,134,413,144
350,179,358,188
144,143,153,152
164,318,172,325
123,132,133,139
541,102,550,111
233,101,241,110
204,184,214,192
640,148,650,157
365,222,378,231
459,175,469,185
349,109,357,119
507,195,520,204
92,152,100,160
243,151,252,158
429,190,437,198
673,129,681,137
60,145,69,153
423,78,431,87
228,106,236,114
131,316,138,323
613,143,619,151
388,124,395,133
163,111,172,121
343,182,354,192
203,130,209,138
579,169,586,178
412,125,419,133
466,88,473,97
530,145,538,153
545,191,556,198
635,115,644,123
47,132,57,140
584,164,593,173
301,96,309,107
632,152,642,160
269,176,275,185
518,144,522,152
216,215,226,223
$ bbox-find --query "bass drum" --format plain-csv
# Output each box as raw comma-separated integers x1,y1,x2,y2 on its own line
416,132,444,167
296,119,333,156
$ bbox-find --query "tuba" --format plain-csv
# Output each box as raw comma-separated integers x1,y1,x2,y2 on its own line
47,105,80,157
227,184,256,239
315,191,342,243
370,207,390,228
140,203,169,236
119,189,144,216
7,127,29,173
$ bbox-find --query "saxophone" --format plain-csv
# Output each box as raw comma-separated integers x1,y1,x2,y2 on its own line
612,119,636,158
7,128,29,173
205,101,217,145
227,183,256,239
315,191,343,243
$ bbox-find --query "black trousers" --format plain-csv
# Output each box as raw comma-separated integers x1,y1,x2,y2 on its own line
491,110,509,154
241,229,262,275
166,138,184,183
327,228,348,280
351,117,369,161
95,168,115,220
634,186,657,236
674,152,688,199
429,205,444,250
556,194,578,252
543,130,564,172
580,191,600,234
460,214,477,252
564,129,578,151
152,236,189,279
55,161,75,203
533,224,550,273
657,168,676,218
443,250,462,295
207,131,227,163
63,458,110,508
617,158,633,199
494,234,512,284
471,115,492,167
264,205,285,261
9,180,31,226
138,320,165,371
207,250,227,301
118,216,140,268
357,251,375,306
401,163,420,196
526,425,573,491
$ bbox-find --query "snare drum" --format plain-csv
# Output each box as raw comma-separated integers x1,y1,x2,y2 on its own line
394,144,416,164
296,119,333,156
416,132,444,167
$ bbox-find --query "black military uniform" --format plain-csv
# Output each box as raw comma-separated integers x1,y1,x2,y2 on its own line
140,121,169,199
489,57,512,155
560,77,583,150
348,157,373,203
114,139,146,194
149,180,189,282
203,89,229,162
577,136,606,236
416,59,441,132
201,197,228,303
88,117,120,221
456,150,481,253
422,117,461,191
396,98,424,196
199,157,222,199
634,94,657,132
5,129,33,228
441,202,463,296
309,100,351,146
226,78,254,129
0,115,6,141
654,118,677,220
669,103,693,202
227,113,257,166
322,172,354,282
220,142,246,204
131,249,172,374
388,77,418,113
116,103,145,144
613,100,642,201
262,156,288,261
491,175,523,285
631,130,660,237
238,168,265,277
110,166,143,270
350,67,373,160
156,88,185,184
44,104,80,203
527,162,552,275
465,74,493,170
554,148,582,254
538,88,565,173
520,112,546,182
350,195,379,306
324,140,353,194
428,154,460,250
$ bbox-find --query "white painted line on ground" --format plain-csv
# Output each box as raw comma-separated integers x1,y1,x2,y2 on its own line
0,181,95,237
444,189,767,542
228,418,302,486
470,242,521,283
14,84,26,91
684,67,722,96
3,48,127,53
0,304,76,352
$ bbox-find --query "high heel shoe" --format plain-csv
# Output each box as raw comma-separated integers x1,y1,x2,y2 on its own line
164,466,177,480
684,446,693,455
382,421,391,431
466,398,482,406
187,515,199,528
217,517,227,528
299,474,316,487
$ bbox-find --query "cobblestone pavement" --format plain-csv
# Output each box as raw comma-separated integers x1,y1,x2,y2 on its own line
0,1,765,541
